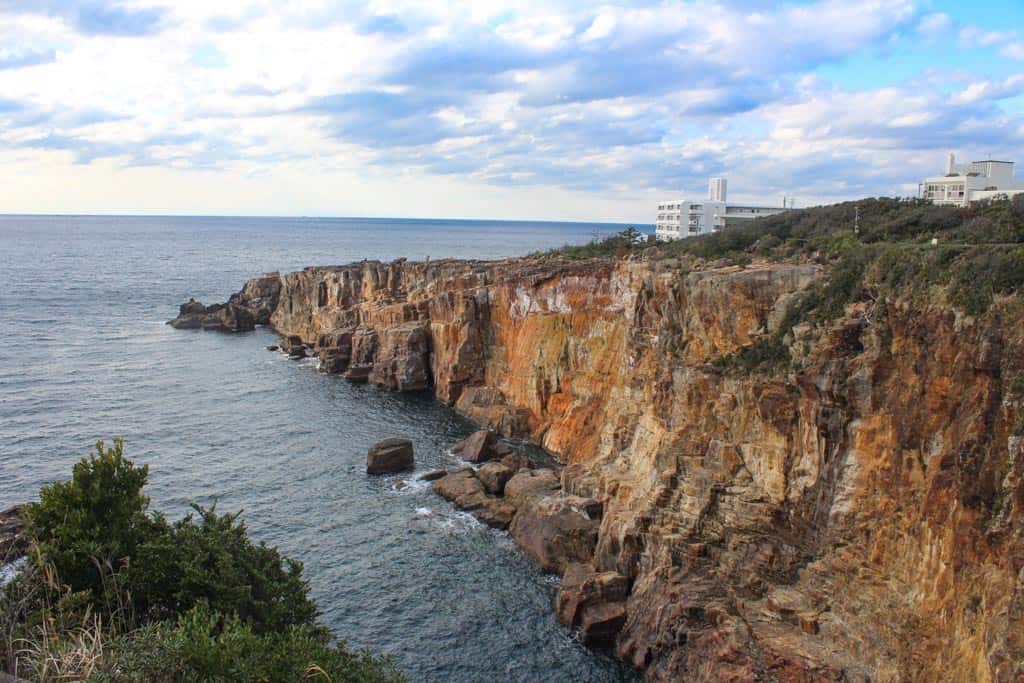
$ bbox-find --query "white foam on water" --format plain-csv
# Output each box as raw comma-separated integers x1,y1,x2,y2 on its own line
414,507,433,516
434,508,482,534
393,477,432,494
0,557,26,587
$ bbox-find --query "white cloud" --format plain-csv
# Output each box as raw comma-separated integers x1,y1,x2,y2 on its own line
951,75,1024,105
0,0,1022,218
1003,43,1024,61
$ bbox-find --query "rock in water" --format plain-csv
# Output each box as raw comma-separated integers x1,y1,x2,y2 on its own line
418,469,448,482
168,273,281,332
452,430,499,463
366,438,414,474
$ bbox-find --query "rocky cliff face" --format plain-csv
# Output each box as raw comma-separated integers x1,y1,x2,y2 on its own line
195,255,1024,682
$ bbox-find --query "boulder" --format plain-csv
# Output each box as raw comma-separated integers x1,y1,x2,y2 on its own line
366,438,414,474
500,453,531,472
418,469,448,482
504,468,560,507
266,345,279,351
474,500,517,530
433,469,487,509
452,430,499,463
509,496,600,575
478,462,515,495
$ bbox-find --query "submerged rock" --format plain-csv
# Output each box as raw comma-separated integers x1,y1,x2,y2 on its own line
418,469,448,482
366,438,414,474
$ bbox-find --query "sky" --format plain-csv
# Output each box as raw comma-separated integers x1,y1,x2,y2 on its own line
0,0,1023,221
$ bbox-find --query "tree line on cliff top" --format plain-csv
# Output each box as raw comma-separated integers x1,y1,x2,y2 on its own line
1,439,404,682
539,196,1024,372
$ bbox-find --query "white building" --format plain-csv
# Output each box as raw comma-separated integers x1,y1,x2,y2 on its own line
655,177,787,241
923,153,1024,206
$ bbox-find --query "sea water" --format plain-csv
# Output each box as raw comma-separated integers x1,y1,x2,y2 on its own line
0,214,642,682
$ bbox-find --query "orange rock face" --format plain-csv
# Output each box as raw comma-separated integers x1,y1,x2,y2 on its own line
257,255,1024,682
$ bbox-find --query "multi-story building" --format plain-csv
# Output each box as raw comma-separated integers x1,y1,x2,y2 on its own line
655,177,787,241
923,153,1024,206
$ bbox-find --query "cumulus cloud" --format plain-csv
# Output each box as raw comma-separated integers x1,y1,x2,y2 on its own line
0,0,1022,216
951,75,1024,105
1,0,168,36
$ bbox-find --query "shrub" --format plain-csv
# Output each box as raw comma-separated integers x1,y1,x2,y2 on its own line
6,442,403,681
94,602,403,683
130,504,317,632
25,440,165,603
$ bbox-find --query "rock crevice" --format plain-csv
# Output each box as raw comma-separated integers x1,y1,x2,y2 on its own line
173,255,1024,682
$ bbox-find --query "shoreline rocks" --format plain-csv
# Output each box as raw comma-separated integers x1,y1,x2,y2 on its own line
0,505,27,562
366,438,414,474
168,272,281,332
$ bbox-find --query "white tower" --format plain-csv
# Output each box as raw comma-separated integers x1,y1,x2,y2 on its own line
709,177,727,202
945,152,956,175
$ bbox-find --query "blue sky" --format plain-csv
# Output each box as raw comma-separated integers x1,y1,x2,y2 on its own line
0,0,1022,220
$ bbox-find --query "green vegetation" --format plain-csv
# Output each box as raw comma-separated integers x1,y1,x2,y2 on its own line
533,226,650,259
544,197,1024,375
2,440,403,682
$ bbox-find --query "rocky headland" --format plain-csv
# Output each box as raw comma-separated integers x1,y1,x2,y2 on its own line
171,249,1024,682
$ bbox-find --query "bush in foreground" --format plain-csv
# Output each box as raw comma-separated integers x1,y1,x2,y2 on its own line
3,440,402,682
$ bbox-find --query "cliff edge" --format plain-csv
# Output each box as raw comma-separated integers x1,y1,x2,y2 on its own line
173,244,1024,682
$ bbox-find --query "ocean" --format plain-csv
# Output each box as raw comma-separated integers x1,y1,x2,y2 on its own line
0,214,643,682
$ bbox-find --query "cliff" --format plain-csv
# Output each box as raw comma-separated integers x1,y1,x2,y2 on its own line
176,253,1024,682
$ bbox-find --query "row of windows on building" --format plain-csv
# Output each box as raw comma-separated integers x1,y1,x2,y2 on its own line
924,183,965,198
657,204,705,211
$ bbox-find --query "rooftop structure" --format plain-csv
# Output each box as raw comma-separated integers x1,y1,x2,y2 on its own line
655,177,787,241
922,153,1024,207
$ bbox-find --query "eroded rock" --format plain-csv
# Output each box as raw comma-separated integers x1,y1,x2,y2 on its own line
452,430,499,463
478,462,514,495
509,496,600,575
503,468,560,508
366,438,414,474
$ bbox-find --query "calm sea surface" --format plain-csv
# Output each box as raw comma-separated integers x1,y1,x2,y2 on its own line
0,215,644,682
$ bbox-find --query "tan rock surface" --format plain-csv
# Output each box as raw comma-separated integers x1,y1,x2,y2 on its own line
212,253,1024,682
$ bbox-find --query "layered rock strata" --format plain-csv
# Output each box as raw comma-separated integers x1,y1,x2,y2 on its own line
176,255,1024,682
